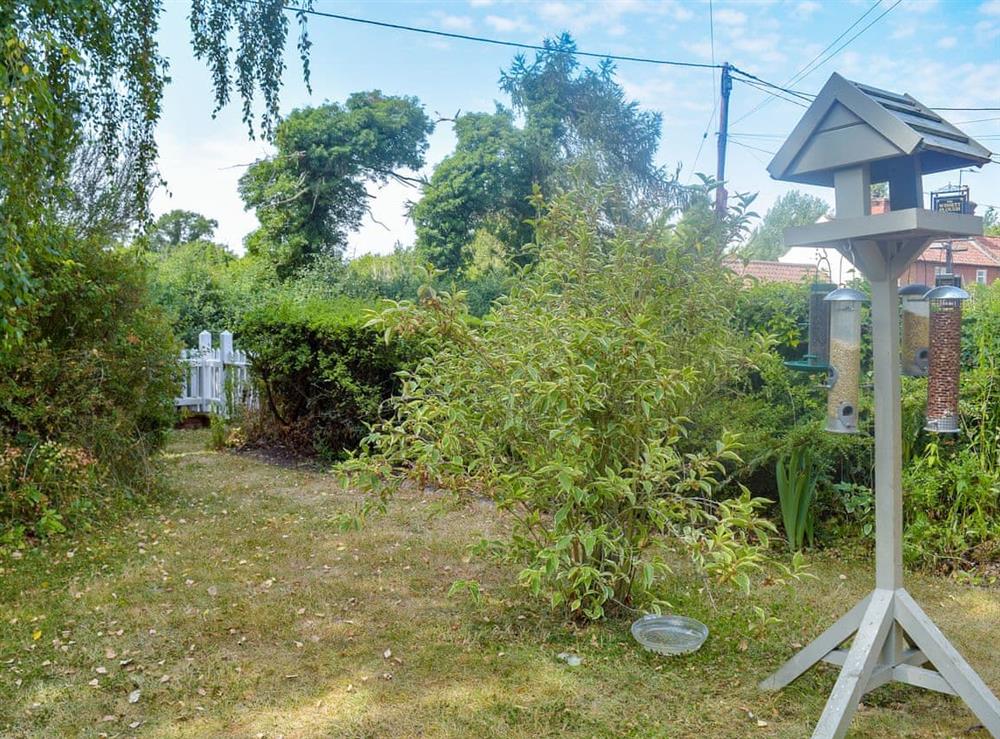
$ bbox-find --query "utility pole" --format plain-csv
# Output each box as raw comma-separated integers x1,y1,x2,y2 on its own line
715,62,732,218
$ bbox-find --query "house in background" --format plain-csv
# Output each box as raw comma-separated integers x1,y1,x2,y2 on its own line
778,243,858,284
725,258,830,285
747,195,998,288
898,235,1000,287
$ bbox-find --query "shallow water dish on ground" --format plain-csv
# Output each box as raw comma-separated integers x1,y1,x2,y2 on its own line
630,614,708,656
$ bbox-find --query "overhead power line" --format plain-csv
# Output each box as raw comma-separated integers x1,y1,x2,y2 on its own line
792,0,903,85
731,0,897,127
280,4,722,70
278,3,998,116
688,0,721,183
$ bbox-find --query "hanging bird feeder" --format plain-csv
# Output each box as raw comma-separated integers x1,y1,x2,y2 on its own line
824,287,866,433
899,283,930,377
924,278,969,433
785,282,837,372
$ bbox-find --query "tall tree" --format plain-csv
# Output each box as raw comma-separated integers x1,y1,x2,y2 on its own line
1,0,312,344
239,92,433,277
148,210,219,252
412,110,532,272
983,207,1000,237
741,191,831,261
413,34,686,273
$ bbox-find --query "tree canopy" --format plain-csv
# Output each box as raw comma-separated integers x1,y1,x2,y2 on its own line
1,0,312,345
411,110,533,272
148,210,219,252
741,191,831,261
413,34,686,274
239,92,433,277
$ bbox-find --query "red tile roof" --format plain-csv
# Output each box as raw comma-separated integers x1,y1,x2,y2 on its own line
725,259,831,284
917,236,1000,267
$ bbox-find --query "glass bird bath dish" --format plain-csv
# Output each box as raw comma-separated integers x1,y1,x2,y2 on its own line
630,614,708,656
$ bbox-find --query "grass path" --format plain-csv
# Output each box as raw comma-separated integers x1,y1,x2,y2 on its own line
2,430,999,738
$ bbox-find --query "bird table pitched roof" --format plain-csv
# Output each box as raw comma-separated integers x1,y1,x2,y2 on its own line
768,74,993,187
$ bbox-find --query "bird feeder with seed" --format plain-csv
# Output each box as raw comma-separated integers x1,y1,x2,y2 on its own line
760,72,997,738
824,287,865,433
924,278,969,434
899,283,930,376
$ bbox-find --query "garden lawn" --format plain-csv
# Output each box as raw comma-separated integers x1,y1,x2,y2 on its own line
2,431,998,738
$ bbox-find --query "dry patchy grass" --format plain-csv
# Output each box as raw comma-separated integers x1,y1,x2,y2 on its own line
1,430,998,737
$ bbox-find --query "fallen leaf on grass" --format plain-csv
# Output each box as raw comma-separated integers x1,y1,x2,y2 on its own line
128,689,141,704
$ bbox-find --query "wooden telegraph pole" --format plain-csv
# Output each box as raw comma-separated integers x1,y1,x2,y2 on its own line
714,62,732,218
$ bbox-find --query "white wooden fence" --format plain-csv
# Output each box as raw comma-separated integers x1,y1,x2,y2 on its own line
175,330,256,416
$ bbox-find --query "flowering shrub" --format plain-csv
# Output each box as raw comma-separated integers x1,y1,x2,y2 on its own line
342,190,797,620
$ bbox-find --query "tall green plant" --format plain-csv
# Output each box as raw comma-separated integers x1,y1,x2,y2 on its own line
776,447,820,552
342,188,793,621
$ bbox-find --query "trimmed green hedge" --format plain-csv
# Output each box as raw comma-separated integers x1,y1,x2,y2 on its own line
237,297,412,458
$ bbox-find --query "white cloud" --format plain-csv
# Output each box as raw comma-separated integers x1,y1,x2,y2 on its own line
980,0,1000,14
907,0,939,13
732,35,787,64
975,18,1000,41
484,14,533,33
891,24,917,40
682,40,715,60
795,1,821,18
538,1,574,24
714,8,747,26
530,0,691,35
937,35,958,49
436,13,474,32
469,0,493,6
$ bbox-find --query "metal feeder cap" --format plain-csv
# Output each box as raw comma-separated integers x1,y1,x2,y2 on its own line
898,283,930,297
923,285,970,302
824,287,868,303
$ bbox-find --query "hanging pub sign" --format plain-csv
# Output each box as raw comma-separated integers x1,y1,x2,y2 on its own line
931,185,972,215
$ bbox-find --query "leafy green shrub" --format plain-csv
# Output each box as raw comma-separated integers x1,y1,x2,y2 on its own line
208,415,228,451
733,282,809,363
343,190,793,621
237,296,413,458
148,239,238,346
0,236,178,545
0,443,96,542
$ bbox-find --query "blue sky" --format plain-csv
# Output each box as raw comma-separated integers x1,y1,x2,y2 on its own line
151,0,1000,256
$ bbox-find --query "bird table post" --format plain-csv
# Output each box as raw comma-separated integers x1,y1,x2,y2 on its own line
758,73,999,739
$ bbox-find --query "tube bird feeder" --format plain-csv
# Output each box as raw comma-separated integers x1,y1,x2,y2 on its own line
785,282,837,372
899,283,930,377
824,287,865,433
924,281,969,433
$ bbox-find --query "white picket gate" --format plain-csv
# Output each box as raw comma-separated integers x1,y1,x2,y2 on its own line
175,330,256,416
